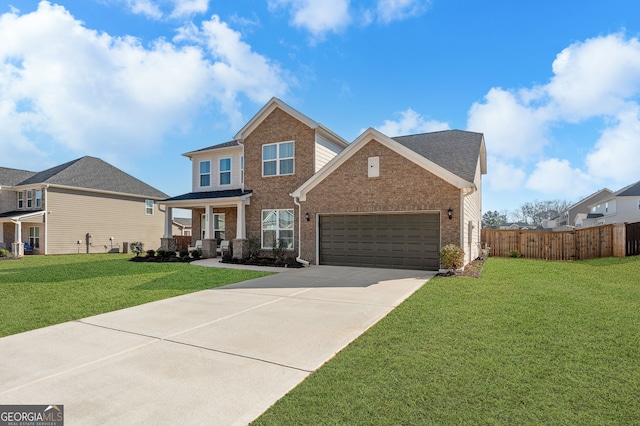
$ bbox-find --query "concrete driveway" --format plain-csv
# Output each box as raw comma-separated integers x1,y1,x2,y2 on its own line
0,265,433,425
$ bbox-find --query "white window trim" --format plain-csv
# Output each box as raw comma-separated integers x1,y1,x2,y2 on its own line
29,226,40,248
199,160,211,187
35,189,42,208
26,190,33,208
219,157,231,186
262,141,295,177
201,213,225,240
145,200,154,215
261,209,294,249
17,191,23,209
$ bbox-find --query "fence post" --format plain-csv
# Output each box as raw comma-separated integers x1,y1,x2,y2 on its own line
612,223,626,257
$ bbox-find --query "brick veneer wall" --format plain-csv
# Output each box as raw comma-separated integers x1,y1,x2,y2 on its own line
191,207,238,244
242,108,317,254
298,139,462,264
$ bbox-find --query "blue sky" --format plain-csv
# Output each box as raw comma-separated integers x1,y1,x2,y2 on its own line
2,1,640,217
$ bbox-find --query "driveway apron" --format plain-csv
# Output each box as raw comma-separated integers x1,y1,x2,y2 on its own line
0,265,433,425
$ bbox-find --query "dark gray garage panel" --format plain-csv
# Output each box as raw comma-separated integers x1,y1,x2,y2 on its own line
319,213,440,270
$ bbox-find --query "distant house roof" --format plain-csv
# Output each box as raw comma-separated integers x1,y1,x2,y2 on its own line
614,180,640,197
0,167,36,186
392,130,486,183
2,156,168,199
172,217,192,227
587,213,604,219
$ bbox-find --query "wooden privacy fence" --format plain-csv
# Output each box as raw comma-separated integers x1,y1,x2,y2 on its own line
173,235,191,251
482,224,627,260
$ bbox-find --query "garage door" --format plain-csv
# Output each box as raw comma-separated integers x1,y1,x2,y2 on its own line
319,213,440,270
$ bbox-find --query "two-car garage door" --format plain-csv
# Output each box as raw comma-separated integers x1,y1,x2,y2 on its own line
319,213,440,271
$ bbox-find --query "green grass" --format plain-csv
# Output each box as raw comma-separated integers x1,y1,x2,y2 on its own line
254,257,640,425
0,254,272,337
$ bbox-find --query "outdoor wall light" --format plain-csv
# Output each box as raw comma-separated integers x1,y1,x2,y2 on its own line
447,208,453,220
305,212,310,221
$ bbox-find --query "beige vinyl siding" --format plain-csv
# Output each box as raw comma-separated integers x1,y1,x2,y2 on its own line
462,158,483,263
46,188,165,255
315,134,343,172
191,148,244,192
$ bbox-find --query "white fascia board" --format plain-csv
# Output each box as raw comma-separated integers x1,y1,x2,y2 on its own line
8,210,46,221
43,183,166,201
316,125,349,148
234,97,319,141
292,127,473,200
182,145,242,159
161,193,252,209
479,136,487,175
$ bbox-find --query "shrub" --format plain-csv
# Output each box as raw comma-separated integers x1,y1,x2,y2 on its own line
247,237,260,260
146,249,156,257
440,244,465,271
509,250,521,258
191,249,201,260
130,241,144,257
179,249,189,258
222,252,233,262
272,238,287,263
0,249,10,257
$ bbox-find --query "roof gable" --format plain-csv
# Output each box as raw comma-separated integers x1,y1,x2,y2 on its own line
17,156,168,199
292,128,483,200
614,179,640,197
233,97,348,148
182,140,241,157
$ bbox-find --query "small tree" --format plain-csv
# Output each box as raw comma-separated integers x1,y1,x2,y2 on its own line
440,244,464,271
247,237,260,260
130,241,144,257
272,238,287,263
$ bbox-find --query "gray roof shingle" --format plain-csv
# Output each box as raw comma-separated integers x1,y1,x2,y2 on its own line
6,156,168,199
614,180,640,197
0,167,36,186
392,130,484,183
185,140,240,155
163,189,252,202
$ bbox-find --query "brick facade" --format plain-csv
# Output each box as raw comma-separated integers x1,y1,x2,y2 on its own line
298,139,461,264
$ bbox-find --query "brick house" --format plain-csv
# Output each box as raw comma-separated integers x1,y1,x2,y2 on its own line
160,98,486,270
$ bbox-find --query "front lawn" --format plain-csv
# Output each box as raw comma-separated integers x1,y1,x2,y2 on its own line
254,256,640,425
0,254,272,337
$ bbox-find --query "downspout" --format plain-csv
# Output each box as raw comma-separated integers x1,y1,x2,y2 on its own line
44,185,49,255
237,139,245,192
292,196,310,266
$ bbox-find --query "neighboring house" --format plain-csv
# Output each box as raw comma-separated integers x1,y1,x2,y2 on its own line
576,180,640,228
555,188,613,228
160,98,487,270
0,157,168,256
499,222,536,230
172,217,192,236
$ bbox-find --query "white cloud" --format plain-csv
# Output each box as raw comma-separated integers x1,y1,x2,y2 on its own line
526,158,593,197
467,87,548,160
170,0,209,18
375,108,449,137
268,0,351,39
124,0,162,19
0,2,290,167
546,34,640,121
376,0,429,24
586,106,640,182
485,158,526,191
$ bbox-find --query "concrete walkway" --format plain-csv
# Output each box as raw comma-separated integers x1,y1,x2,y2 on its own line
0,265,434,425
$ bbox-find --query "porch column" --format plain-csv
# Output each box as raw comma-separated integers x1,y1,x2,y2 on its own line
12,221,23,257
14,221,22,244
205,205,214,240
0,224,4,247
163,206,173,238
236,200,246,239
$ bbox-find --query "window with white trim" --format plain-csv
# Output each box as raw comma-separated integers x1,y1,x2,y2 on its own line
29,226,40,249
35,189,42,208
201,213,225,241
261,209,294,249
199,161,211,187
17,191,23,209
26,190,33,208
263,141,294,176
219,158,231,185
145,200,154,215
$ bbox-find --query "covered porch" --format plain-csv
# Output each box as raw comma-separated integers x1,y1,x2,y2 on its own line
159,190,252,258
0,210,46,257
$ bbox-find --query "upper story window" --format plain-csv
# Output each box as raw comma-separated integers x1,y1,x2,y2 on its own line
240,155,244,184
26,190,33,208
263,141,294,177
35,189,42,208
199,161,211,187
17,191,23,209
219,158,231,185
605,202,609,213
145,200,154,215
